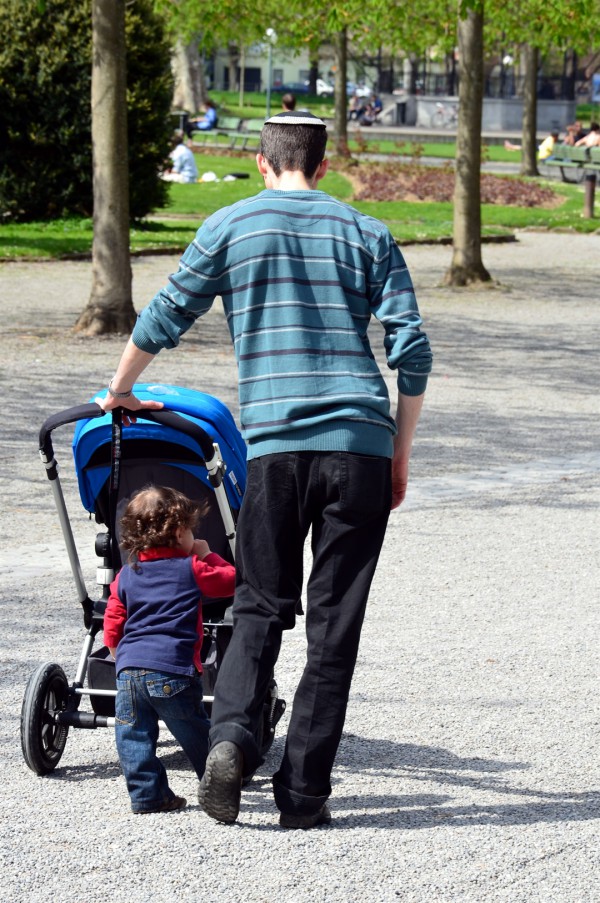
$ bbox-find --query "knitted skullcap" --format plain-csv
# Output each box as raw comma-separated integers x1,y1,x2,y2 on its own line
264,111,326,127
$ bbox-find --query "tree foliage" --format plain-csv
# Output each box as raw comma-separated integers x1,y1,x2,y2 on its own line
0,0,173,222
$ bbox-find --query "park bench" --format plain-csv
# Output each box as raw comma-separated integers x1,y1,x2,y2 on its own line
235,119,265,150
544,144,590,183
190,115,243,149
544,144,600,217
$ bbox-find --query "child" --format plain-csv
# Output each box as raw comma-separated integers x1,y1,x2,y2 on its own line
104,485,236,814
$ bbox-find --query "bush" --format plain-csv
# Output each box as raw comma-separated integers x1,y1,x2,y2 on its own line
0,0,173,221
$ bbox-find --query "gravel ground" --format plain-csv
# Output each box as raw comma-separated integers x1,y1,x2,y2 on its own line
1,231,599,902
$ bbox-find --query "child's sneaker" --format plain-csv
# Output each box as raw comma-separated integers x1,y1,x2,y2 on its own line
135,795,187,814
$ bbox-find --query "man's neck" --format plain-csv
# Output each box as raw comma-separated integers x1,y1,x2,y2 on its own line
268,171,318,191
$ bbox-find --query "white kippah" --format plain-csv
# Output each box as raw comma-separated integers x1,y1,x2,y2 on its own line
264,111,326,127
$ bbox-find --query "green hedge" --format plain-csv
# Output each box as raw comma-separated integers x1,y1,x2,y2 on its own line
0,0,173,221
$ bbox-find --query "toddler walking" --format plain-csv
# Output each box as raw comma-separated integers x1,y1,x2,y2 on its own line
104,485,236,814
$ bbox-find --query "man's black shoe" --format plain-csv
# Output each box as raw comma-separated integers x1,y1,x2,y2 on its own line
198,741,243,824
279,804,332,829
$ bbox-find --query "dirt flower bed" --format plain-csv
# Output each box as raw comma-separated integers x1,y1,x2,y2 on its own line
346,162,560,207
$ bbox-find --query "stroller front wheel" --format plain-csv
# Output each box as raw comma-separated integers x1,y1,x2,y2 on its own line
21,662,70,775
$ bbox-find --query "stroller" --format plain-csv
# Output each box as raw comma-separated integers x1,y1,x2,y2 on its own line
21,383,285,776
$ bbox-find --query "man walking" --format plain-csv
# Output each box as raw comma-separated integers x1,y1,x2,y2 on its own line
98,111,432,829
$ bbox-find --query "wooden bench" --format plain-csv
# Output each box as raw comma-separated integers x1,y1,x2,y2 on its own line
544,145,590,183
190,116,243,149
235,119,265,150
545,144,600,216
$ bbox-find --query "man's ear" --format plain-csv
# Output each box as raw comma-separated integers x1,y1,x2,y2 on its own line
256,153,269,177
315,158,329,183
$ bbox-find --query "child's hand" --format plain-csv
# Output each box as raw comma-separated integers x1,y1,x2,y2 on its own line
192,539,211,559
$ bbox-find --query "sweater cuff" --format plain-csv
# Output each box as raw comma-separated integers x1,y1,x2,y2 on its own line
131,319,165,355
398,371,429,397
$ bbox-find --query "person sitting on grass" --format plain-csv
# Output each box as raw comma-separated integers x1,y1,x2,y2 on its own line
161,131,198,183
104,485,236,814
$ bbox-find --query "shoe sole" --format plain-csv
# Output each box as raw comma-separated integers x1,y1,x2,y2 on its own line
198,743,242,824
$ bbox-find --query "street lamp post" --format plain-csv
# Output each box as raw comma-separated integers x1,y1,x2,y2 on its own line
265,28,277,119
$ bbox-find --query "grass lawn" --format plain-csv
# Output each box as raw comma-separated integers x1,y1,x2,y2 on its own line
1,150,597,261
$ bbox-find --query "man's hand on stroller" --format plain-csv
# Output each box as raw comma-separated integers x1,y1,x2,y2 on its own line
94,340,164,425
96,389,164,425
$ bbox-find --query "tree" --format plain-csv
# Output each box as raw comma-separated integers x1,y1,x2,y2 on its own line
520,43,539,176
444,1,491,286
487,0,600,177
171,38,207,112
0,0,173,222
75,0,135,336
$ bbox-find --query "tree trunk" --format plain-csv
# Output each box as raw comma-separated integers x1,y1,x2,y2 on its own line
333,29,349,157
308,56,319,95
444,4,491,287
75,0,135,336
239,45,245,108
520,44,539,177
172,38,205,114
228,43,239,92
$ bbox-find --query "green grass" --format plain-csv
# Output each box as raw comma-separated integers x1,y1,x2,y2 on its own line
352,182,599,242
197,89,334,121
347,138,523,163
1,152,597,261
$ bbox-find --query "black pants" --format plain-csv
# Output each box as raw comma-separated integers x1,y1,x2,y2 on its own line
209,451,391,815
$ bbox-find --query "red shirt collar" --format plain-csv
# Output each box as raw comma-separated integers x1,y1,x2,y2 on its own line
138,546,188,562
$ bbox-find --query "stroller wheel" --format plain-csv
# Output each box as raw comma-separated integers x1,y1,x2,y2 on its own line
21,662,70,775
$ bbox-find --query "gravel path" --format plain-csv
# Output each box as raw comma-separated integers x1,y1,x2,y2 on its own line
1,231,599,902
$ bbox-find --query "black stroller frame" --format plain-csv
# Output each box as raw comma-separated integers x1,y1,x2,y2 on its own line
21,396,285,776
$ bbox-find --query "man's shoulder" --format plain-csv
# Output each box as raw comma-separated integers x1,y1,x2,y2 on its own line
200,189,391,245
202,192,266,232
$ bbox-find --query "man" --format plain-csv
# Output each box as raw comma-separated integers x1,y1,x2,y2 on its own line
99,111,432,829
281,92,296,111
564,120,586,146
161,131,198,184
575,122,600,147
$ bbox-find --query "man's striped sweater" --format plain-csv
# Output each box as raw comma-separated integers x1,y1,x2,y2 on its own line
132,189,432,460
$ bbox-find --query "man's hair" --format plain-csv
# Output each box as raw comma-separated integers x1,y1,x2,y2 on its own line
259,123,327,177
282,92,296,111
119,485,209,563
591,122,600,131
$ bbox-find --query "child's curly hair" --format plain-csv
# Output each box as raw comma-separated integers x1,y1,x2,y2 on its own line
119,485,209,564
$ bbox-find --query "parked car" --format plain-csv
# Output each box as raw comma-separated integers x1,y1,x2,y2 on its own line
346,82,372,98
314,78,334,96
272,82,309,94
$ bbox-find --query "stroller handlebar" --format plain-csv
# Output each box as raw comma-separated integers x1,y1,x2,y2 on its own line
39,403,219,476
39,403,105,468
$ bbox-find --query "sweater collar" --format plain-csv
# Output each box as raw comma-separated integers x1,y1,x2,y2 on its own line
138,546,188,562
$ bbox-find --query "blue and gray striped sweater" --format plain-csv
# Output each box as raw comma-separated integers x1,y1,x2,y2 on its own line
132,189,432,460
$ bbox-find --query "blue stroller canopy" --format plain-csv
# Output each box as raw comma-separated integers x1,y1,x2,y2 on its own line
72,384,247,514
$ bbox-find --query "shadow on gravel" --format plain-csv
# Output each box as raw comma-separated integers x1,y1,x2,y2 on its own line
327,734,600,830
223,733,600,831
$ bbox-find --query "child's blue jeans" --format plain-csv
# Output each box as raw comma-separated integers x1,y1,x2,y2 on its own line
115,668,210,813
